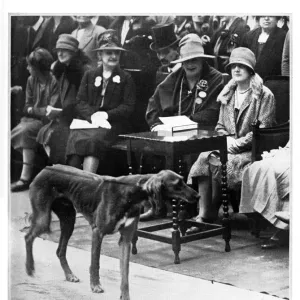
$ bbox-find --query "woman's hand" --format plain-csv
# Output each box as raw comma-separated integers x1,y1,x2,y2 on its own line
27,107,33,114
91,111,111,129
46,106,62,120
227,136,239,154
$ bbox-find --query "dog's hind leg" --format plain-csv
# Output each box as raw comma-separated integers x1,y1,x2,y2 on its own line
119,218,138,300
51,197,79,282
90,227,104,293
25,195,53,276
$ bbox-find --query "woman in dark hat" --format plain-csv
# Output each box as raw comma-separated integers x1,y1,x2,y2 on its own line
187,47,276,233
11,48,59,192
36,34,91,164
66,30,136,173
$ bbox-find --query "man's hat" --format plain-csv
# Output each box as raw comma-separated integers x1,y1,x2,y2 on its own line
93,29,126,52
171,33,214,64
150,23,180,51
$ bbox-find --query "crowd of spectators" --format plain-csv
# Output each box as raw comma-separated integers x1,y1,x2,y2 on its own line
10,15,290,249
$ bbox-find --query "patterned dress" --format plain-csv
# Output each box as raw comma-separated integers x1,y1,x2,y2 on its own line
188,73,276,190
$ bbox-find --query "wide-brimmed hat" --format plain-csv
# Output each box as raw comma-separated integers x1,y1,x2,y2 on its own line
53,34,79,52
171,33,214,64
93,29,125,52
150,23,180,51
225,47,256,73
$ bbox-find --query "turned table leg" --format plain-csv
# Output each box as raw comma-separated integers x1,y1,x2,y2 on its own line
172,198,181,264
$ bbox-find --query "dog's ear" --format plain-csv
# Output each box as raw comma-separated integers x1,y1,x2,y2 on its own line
143,173,164,215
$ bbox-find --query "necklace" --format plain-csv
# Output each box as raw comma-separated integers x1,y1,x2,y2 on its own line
237,87,251,94
178,77,198,116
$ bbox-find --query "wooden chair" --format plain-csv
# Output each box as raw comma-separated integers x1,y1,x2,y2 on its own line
263,75,290,124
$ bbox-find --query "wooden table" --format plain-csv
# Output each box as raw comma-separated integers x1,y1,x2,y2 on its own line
118,130,230,264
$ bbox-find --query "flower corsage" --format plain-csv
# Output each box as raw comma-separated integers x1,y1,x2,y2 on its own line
112,75,121,83
195,79,208,105
94,76,102,87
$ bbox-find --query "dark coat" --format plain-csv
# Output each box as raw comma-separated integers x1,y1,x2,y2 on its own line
36,57,91,164
29,16,77,55
146,63,224,129
66,66,136,159
211,17,248,72
242,26,287,79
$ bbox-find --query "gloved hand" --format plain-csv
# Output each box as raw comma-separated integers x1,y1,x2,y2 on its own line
91,111,111,129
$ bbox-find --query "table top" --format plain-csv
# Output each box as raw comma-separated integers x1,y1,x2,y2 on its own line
119,129,227,144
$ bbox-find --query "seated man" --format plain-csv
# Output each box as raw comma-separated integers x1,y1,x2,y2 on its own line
240,142,290,249
150,22,181,85
142,33,225,220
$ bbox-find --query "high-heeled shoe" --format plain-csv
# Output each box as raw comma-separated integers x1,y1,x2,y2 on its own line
11,179,31,192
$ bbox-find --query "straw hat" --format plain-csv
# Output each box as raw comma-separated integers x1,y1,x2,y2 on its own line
171,33,214,64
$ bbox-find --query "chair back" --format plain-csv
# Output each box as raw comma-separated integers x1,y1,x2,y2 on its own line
251,121,290,162
263,75,290,124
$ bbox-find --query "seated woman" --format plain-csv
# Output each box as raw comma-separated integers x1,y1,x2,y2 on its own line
37,34,91,164
65,30,136,173
240,142,290,249
11,48,59,192
187,47,276,233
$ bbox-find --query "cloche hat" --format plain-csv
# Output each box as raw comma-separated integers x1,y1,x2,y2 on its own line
53,34,79,52
93,29,125,52
225,47,256,73
150,23,180,51
171,33,214,64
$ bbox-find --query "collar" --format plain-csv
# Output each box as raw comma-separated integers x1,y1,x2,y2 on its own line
32,16,44,31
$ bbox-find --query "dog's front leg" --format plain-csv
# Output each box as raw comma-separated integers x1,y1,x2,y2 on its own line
90,227,104,293
119,219,137,300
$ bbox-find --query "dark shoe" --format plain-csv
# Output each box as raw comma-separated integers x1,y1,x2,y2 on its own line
11,179,30,192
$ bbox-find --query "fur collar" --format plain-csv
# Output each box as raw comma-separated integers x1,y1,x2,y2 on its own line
217,73,264,105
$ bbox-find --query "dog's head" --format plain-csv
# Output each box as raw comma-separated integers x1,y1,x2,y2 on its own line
143,170,200,214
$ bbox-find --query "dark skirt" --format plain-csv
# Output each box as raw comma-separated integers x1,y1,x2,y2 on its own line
37,118,71,164
65,122,128,159
11,117,44,151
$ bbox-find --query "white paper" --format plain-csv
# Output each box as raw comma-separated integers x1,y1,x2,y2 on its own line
70,119,99,129
159,115,197,126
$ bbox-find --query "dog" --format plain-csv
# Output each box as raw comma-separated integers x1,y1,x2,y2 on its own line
25,164,199,300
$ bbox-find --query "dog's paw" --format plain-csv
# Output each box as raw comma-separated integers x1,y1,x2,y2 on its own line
91,283,104,293
66,273,80,282
120,293,130,300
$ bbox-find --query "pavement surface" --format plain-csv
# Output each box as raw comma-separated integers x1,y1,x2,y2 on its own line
8,189,290,300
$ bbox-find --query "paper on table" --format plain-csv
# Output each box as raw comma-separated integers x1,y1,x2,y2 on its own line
159,115,197,126
70,119,99,129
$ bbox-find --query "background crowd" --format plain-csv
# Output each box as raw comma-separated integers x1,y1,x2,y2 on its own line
10,15,291,249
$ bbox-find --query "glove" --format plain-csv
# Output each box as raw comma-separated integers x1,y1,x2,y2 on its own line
227,136,239,154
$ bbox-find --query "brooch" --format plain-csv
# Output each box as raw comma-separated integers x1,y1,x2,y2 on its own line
112,75,121,83
94,76,102,87
197,80,208,91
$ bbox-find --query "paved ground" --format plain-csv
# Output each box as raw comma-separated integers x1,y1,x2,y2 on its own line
8,189,290,300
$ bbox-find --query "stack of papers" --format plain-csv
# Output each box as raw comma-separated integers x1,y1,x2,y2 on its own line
158,116,198,132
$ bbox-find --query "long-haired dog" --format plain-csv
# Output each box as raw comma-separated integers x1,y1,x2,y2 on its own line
25,164,199,300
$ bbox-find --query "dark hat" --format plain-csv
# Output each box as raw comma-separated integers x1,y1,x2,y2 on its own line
225,47,256,73
171,33,214,64
150,23,180,51
93,29,125,52
53,34,79,52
